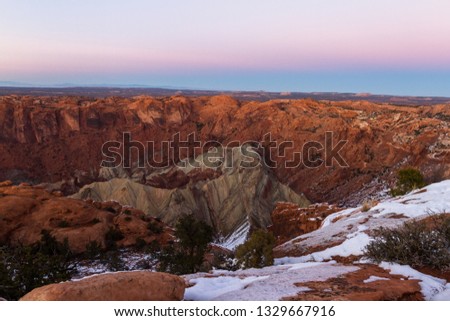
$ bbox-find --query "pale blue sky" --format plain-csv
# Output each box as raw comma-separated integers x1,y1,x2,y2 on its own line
1,0,450,95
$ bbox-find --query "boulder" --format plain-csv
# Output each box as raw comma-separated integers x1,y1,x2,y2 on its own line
20,271,185,301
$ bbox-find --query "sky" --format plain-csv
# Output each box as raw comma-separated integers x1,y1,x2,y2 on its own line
1,0,450,95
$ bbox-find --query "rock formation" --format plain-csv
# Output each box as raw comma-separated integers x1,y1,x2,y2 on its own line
0,95,448,207
0,182,171,253
269,202,342,245
20,271,185,301
71,147,310,238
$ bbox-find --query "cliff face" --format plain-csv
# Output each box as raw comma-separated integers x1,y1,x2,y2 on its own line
0,95,449,206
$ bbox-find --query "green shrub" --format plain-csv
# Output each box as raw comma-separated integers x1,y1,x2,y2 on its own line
361,200,376,212
364,215,450,270
235,230,275,269
0,231,74,300
390,168,426,196
37,229,72,256
147,221,163,235
84,242,125,272
85,240,102,259
105,227,124,249
157,215,213,275
101,251,125,272
146,239,161,253
135,237,147,249
440,215,450,241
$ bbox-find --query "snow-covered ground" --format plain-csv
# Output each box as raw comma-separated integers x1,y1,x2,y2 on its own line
275,231,372,264
185,180,450,301
185,261,357,300
372,181,450,218
277,180,450,260
380,262,450,301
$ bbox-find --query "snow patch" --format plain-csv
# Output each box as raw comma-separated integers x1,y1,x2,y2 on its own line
363,275,390,283
287,261,331,271
217,222,249,250
432,284,450,301
321,208,357,228
292,232,372,263
184,262,357,301
372,180,450,219
347,224,368,239
184,276,268,301
379,262,449,300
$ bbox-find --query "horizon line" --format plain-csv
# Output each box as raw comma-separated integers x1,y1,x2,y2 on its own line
1,84,450,100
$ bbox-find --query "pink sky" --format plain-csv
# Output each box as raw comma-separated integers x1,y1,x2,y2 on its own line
1,0,450,94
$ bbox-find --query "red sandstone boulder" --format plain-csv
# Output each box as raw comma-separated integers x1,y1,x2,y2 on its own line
20,271,185,301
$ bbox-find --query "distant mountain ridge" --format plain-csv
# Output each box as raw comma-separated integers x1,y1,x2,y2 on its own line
1,84,450,105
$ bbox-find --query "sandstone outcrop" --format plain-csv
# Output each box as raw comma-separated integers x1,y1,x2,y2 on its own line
20,271,185,301
269,202,342,245
0,183,171,253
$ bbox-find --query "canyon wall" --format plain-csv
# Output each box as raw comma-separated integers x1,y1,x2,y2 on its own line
0,95,448,207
